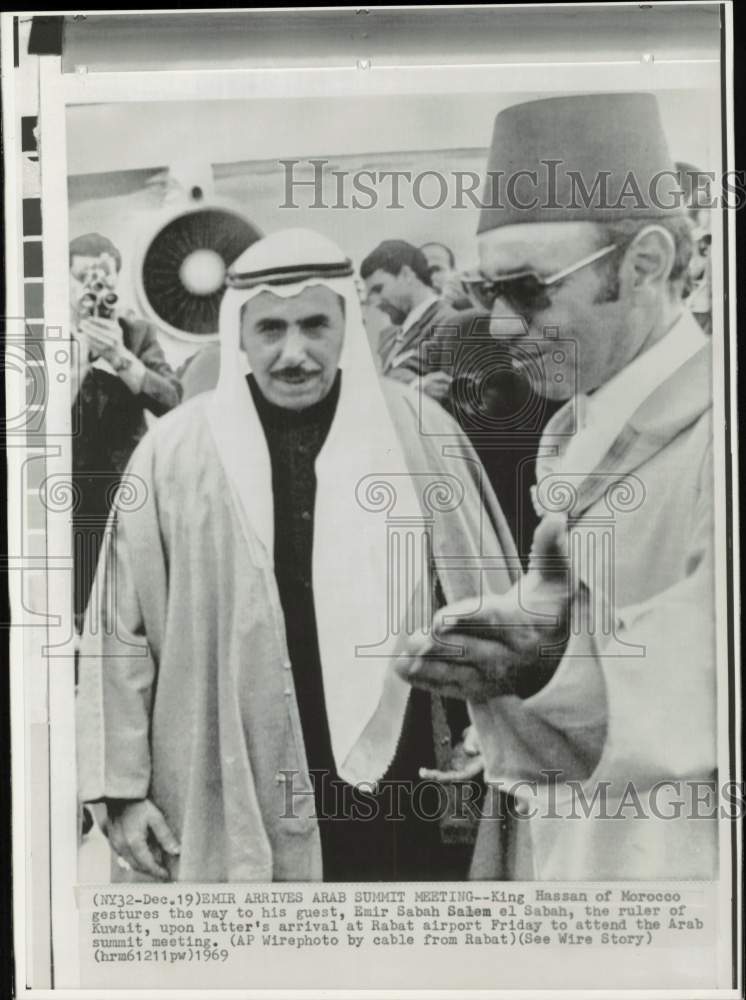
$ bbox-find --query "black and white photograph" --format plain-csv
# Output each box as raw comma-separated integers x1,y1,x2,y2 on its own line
2,5,741,996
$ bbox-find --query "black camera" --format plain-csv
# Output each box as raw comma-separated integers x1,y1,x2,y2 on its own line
76,267,119,320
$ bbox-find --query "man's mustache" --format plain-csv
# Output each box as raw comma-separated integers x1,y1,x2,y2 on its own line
270,366,320,378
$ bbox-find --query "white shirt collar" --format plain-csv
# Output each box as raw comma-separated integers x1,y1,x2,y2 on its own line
588,309,706,421
550,309,708,476
400,290,440,334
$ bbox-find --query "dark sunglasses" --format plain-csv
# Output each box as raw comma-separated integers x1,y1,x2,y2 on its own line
462,243,617,315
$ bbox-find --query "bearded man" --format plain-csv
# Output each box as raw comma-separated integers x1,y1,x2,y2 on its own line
77,229,516,882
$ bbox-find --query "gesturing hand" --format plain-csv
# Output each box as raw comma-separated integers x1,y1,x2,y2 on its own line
396,516,576,703
106,799,180,881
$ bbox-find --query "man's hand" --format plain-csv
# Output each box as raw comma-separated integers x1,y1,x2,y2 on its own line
106,799,180,880
396,516,576,703
78,316,146,392
417,371,453,401
79,316,125,363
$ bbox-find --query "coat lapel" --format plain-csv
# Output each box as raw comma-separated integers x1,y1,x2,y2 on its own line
379,323,403,373
537,343,712,519
386,300,442,370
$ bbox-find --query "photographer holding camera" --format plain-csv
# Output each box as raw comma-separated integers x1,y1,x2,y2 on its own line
70,233,182,634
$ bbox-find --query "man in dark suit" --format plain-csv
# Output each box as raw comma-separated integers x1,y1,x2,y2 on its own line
360,239,462,404
70,233,182,633
360,239,559,557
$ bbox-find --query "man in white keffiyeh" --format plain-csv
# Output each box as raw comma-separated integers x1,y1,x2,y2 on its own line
77,228,515,882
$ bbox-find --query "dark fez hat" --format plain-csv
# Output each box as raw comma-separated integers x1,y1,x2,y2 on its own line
477,92,684,234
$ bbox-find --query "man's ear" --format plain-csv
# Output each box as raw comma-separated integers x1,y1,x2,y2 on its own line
624,225,676,288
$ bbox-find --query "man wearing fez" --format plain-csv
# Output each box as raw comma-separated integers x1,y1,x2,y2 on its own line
361,239,462,404
77,229,516,882
399,93,716,879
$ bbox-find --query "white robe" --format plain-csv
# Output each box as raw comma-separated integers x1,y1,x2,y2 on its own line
471,339,718,880
76,382,516,881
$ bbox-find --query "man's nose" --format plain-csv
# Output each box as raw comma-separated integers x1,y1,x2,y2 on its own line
489,300,531,339
278,326,308,365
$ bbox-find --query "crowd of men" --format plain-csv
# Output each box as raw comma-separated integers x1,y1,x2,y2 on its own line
74,91,718,884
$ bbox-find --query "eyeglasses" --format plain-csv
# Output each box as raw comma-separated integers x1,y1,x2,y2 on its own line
462,243,618,315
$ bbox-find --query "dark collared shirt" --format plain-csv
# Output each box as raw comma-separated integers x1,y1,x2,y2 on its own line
249,372,473,880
